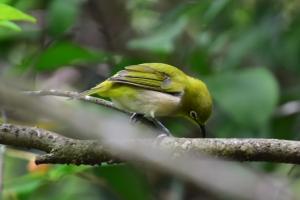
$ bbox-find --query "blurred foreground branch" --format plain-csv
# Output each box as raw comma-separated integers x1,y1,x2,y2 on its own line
22,90,171,132
1,123,300,165
0,86,294,199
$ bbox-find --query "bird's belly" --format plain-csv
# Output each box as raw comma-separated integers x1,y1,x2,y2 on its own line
111,90,181,117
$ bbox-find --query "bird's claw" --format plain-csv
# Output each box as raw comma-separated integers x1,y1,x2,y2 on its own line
130,113,173,138
149,117,171,136
153,133,172,146
130,113,144,124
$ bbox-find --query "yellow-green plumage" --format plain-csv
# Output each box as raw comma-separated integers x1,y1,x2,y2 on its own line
81,63,212,127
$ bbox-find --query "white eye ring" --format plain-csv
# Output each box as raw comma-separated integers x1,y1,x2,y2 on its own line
190,110,198,120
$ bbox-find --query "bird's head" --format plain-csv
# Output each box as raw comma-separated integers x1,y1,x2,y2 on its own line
182,77,213,137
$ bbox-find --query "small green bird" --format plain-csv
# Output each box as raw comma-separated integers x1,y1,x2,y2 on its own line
80,63,212,137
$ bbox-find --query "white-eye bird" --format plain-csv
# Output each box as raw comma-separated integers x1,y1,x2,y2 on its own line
80,63,212,137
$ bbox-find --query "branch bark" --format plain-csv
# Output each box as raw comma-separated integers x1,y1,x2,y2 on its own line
1,123,300,165
0,123,114,165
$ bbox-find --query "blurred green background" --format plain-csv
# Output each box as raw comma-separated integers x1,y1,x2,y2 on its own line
1,0,300,199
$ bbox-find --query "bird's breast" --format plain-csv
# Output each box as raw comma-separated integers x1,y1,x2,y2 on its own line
111,89,181,117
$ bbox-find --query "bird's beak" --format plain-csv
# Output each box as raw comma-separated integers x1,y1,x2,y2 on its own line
199,124,206,138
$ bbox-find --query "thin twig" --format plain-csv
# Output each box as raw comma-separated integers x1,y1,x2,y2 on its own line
275,100,300,116
0,109,7,200
22,90,127,114
22,90,167,132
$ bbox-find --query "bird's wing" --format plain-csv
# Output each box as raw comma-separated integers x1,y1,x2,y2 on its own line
110,63,186,95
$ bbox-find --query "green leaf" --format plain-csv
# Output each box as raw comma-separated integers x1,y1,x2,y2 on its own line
0,20,21,31
4,166,92,199
4,173,44,195
48,165,91,181
48,0,81,37
203,0,229,23
34,42,106,71
223,25,270,69
95,165,151,200
128,17,187,53
0,3,36,22
0,0,11,4
206,68,279,127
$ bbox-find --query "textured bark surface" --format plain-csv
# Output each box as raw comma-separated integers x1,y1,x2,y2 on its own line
0,124,113,165
160,137,300,163
1,123,300,165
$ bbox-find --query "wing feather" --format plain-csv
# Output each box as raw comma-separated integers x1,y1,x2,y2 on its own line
110,64,185,95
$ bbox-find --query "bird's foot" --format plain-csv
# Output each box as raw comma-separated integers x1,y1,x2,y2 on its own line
153,133,172,146
130,114,173,141
130,113,144,124
149,117,172,136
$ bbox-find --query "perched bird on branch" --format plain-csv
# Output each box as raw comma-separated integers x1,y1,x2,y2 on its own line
80,63,212,137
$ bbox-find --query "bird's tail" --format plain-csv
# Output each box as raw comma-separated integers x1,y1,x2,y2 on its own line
78,87,101,97
77,80,112,98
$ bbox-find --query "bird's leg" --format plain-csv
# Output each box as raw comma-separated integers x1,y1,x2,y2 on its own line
130,113,157,127
130,113,144,124
200,125,206,138
130,113,171,137
147,117,171,137
148,117,172,146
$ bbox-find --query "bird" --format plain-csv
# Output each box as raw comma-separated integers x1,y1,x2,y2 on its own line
79,63,212,137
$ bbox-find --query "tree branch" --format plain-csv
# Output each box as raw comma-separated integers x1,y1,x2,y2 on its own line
0,123,114,165
0,85,295,199
22,90,168,131
1,123,300,165
22,90,127,114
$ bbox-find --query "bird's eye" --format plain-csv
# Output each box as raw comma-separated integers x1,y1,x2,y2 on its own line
190,110,198,120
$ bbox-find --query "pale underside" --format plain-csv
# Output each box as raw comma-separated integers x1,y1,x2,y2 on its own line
111,90,181,118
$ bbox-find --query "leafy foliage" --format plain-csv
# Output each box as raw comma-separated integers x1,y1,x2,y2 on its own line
34,42,106,71
1,0,300,199
207,67,279,128
0,3,36,31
